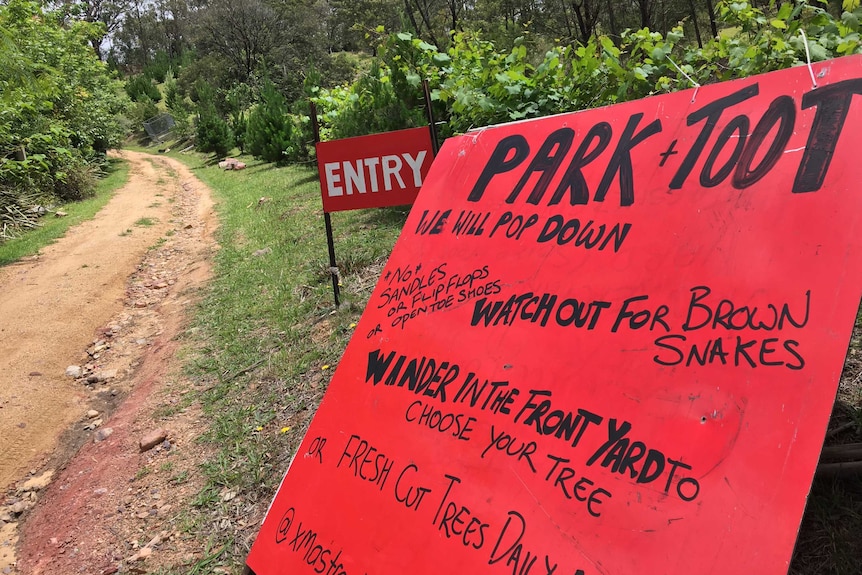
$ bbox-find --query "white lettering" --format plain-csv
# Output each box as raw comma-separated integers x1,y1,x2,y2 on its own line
365,157,380,192
343,160,365,195
381,155,405,191
402,151,427,187
324,162,342,197
326,149,430,199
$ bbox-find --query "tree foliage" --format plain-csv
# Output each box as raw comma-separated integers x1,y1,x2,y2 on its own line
313,1,862,139
102,0,862,166
194,81,234,157
125,74,161,102
55,0,128,59
247,80,295,162
0,0,128,237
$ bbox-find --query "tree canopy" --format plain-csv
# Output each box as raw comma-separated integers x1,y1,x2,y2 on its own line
5,0,862,238
1,0,127,239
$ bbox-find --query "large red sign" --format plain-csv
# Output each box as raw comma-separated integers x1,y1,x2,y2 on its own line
317,126,434,212
249,56,862,574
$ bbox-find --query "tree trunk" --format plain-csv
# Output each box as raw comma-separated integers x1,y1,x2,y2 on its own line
704,0,718,38
606,0,619,39
638,0,652,29
403,0,423,38
687,0,703,48
448,0,459,32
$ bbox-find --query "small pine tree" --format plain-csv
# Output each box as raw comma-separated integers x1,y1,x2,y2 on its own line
125,75,162,103
194,81,234,157
164,70,193,139
246,80,293,163
196,111,233,157
226,83,253,154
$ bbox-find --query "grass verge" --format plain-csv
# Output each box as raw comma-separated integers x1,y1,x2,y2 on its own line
166,151,408,573
0,158,130,266
164,149,861,575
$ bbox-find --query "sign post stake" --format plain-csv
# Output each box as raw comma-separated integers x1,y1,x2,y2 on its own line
422,79,439,155
310,101,340,308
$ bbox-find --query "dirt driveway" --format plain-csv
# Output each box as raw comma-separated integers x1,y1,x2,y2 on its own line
0,150,218,574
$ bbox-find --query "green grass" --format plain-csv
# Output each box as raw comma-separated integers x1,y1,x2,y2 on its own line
134,217,157,226
163,150,407,572
0,158,130,266
134,466,152,481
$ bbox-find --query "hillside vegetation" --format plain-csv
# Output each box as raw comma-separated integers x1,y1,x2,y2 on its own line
3,0,862,238
0,0,126,240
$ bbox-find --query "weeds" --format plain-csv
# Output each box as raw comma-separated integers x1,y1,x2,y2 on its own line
0,159,130,266
163,150,404,572
171,471,190,485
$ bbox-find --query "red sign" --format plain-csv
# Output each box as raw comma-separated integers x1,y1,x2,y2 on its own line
248,56,862,575
317,126,434,212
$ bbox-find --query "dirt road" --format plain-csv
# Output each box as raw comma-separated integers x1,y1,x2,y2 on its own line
0,150,218,573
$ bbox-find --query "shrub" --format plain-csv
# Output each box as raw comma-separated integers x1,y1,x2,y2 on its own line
125,74,162,103
328,62,424,139
196,111,233,157
0,0,127,226
194,80,234,157
126,99,160,133
246,80,294,163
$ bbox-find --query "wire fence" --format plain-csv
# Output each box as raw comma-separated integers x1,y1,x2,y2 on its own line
143,113,176,142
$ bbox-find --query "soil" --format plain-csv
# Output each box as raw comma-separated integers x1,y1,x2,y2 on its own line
0,150,219,575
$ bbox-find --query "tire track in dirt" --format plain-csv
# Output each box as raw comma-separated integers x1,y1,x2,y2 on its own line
0,150,218,573
0,152,176,488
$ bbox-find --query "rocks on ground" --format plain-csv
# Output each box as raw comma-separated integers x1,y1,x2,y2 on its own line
217,158,246,171
0,470,54,524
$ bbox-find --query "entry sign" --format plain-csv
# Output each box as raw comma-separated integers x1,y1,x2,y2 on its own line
248,56,862,574
317,126,434,213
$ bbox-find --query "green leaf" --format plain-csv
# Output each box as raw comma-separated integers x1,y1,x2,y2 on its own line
770,18,787,29
651,46,669,61
667,28,684,43
809,42,829,60
405,73,421,87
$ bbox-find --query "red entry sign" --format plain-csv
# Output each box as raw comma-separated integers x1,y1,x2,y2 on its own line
317,126,434,212
249,56,862,575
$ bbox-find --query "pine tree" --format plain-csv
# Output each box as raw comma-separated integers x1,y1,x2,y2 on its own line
194,80,233,157
247,80,294,163
196,111,233,157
